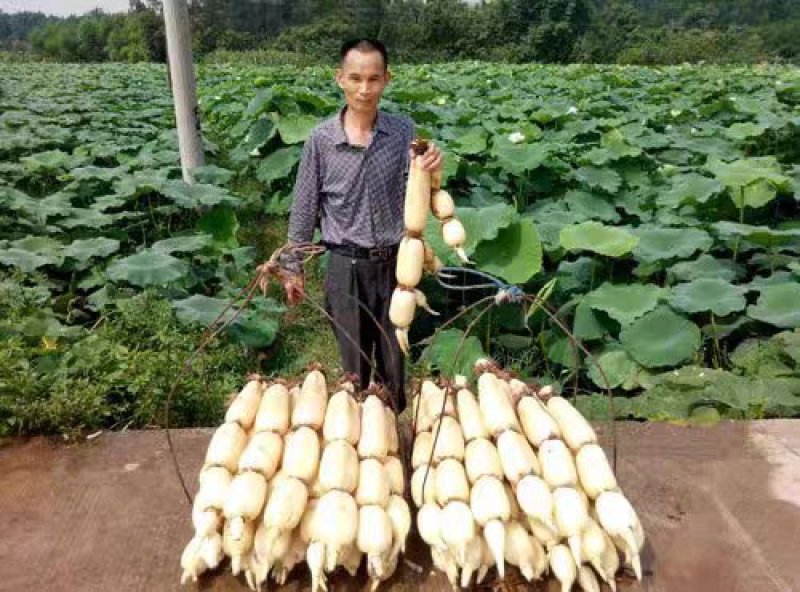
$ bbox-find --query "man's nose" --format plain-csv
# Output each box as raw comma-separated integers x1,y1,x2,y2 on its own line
359,81,369,94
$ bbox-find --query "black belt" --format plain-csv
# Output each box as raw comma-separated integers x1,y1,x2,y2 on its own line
325,242,400,261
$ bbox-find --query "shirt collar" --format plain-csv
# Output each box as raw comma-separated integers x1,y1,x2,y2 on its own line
334,105,389,145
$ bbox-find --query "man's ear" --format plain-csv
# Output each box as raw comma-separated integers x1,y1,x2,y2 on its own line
335,68,344,90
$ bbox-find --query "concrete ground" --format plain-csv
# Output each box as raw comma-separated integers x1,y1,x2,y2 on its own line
1,420,799,592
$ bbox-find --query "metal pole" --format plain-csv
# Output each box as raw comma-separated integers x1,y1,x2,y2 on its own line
163,0,204,182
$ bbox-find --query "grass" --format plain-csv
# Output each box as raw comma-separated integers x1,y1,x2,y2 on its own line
239,211,340,380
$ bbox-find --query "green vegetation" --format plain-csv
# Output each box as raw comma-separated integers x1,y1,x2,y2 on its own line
0,0,797,65
1,61,799,436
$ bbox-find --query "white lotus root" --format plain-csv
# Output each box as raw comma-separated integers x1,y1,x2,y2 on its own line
410,363,645,590
179,367,408,591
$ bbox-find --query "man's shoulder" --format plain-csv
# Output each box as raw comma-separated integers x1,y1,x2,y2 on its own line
308,113,341,143
379,111,414,135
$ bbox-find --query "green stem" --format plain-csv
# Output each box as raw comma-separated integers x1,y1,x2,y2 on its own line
485,307,492,355
732,192,745,263
710,312,721,369
538,327,550,377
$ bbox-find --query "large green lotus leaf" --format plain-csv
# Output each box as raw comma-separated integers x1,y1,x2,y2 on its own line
0,248,54,272
474,218,542,284
113,168,172,198
625,385,696,420
730,179,777,209
790,165,800,201
256,146,302,185
21,149,74,172
585,282,664,326
621,306,701,367
151,234,213,254
452,127,488,155
227,314,280,349
573,297,615,340
574,393,633,421
774,330,800,365
657,173,723,208
670,278,747,316
613,189,653,221
457,204,518,255
63,165,128,183
173,294,282,348
747,272,798,292
600,128,642,160
489,139,549,175
63,237,120,264
556,257,598,293
173,294,238,326
581,147,616,166
106,251,189,286
160,181,237,208
19,312,82,339
197,205,239,249
542,331,582,368
244,88,276,116
633,227,712,263
189,164,235,186
57,208,120,230
440,150,460,185
13,235,63,255
530,204,580,252
420,328,486,378
713,221,800,249
277,114,319,144
571,166,622,194
747,284,800,328
702,315,750,339
706,156,789,190
587,346,640,389
0,186,37,214
559,221,638,257
562,190,620,222
240,117,276,152
667,254,744,283
725,122,766,140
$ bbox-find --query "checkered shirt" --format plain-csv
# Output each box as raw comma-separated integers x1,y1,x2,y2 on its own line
284,106,415,272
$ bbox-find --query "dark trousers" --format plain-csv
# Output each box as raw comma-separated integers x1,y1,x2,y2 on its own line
324,252,405,411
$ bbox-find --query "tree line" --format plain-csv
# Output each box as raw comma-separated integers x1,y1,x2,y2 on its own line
0,0,797,64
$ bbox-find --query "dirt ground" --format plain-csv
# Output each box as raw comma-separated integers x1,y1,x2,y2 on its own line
1,420,799,592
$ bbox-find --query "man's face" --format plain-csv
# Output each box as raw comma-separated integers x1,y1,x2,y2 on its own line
335,49,390,115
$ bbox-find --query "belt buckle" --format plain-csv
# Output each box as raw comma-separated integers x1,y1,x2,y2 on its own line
369,246,388,260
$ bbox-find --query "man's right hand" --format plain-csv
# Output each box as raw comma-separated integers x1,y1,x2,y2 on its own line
282,272,305,306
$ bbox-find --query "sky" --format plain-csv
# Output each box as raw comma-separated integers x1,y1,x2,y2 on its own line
0,0,130,17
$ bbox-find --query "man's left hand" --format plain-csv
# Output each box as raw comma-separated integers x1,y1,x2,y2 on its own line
411,141,443,172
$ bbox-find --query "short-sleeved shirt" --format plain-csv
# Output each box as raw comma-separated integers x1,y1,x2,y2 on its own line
287,106,415,253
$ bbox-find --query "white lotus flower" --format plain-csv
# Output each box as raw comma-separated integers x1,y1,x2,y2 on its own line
665,124,673,131
670,109,682,117
691,127,699,135
435,96,447,105
249,147,260,157
508,131,525,144
567,106,578,115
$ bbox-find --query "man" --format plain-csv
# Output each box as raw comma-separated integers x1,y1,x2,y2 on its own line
279,39,442,411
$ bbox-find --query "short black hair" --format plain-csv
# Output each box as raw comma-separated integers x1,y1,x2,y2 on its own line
340,38,389,70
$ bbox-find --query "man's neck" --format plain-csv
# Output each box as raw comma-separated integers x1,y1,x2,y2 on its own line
343,105,378,133
342,106,377,147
